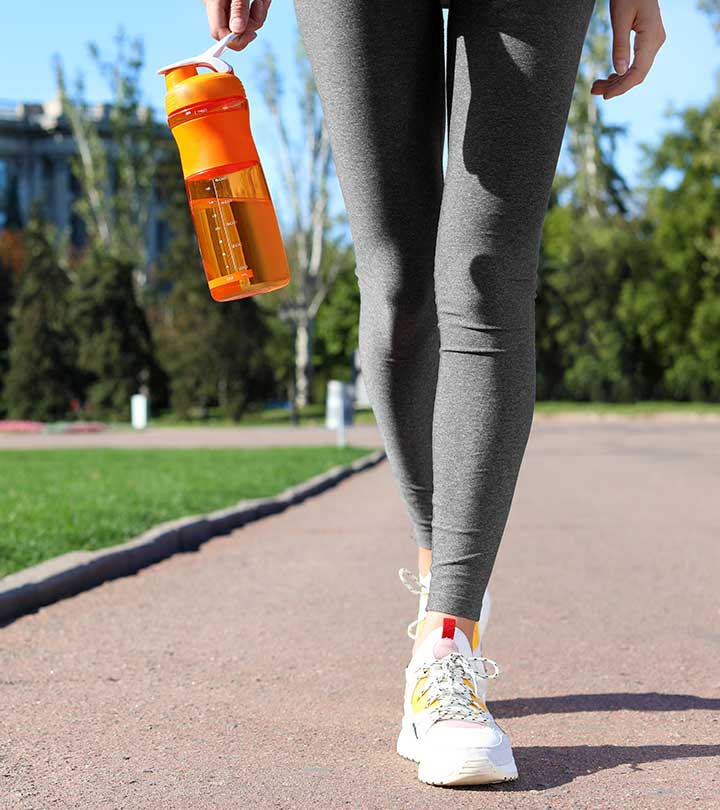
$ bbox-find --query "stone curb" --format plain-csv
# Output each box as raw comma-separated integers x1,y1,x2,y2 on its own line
0,449,386,624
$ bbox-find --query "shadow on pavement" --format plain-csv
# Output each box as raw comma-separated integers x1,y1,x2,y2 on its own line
443,694,720,792
453,744,720,792
490,692,720,717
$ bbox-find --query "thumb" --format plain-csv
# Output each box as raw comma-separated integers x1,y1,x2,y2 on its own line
229,0,249,34
611,11,633,75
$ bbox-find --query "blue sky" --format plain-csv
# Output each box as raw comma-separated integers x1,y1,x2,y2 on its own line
2,0,718,220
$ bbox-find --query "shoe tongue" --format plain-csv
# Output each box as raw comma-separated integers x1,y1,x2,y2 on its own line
432,637,459,659
411,622,473,667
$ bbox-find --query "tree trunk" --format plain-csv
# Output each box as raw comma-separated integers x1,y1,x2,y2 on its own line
294,317,315,408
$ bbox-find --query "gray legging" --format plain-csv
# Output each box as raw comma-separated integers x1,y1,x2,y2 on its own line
293,0,596,620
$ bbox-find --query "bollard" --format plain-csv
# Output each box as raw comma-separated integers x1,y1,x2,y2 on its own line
326,380,354,447
131,394,148,430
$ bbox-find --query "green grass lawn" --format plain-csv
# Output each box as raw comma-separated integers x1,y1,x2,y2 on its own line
0,446,370,579
534,400,720,415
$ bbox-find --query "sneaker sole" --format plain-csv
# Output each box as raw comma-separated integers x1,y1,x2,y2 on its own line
419,753,518,786
397,728,518,786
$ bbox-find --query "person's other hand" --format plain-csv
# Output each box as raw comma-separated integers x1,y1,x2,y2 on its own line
202,0,272,50
591,0,666,99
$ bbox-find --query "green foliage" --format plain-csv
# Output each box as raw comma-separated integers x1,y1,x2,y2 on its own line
152,199,276,421
535,17,720,403
539,209,633,400
1,26,715,419
0,254,14,413
51,30,170,417
3,216,78,420
629,89,720,399
71,245,163,415
312,243,360,398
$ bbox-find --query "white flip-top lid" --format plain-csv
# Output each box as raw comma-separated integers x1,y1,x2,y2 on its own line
157,32,239,76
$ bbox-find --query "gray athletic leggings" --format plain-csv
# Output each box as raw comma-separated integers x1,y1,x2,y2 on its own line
293,0,595,620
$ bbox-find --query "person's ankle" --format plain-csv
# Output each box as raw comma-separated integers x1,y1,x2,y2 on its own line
412,610,476,656
417,547,432,580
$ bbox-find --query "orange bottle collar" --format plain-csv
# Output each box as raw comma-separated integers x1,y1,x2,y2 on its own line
164,68,246,117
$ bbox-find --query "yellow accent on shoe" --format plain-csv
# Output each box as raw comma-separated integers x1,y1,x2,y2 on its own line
411,676,437,714
462,677,488,713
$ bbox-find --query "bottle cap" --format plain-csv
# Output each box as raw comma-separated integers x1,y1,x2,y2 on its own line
164,70,246,117
158,33,246,115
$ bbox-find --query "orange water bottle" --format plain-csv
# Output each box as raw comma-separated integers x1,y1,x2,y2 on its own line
158,34,291,302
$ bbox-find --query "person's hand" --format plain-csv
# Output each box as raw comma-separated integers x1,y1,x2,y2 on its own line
591,0,666,99
202,0,272,51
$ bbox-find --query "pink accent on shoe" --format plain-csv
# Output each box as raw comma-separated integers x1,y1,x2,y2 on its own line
432,638,459,659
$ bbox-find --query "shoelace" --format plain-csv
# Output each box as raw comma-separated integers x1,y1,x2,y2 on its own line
414,651,500,723
398,567,428,640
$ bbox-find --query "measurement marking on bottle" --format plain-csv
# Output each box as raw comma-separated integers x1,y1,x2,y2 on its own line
208,269,254,289
203,177,253,280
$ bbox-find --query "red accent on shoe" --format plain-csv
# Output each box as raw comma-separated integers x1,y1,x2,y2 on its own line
442,617,456,639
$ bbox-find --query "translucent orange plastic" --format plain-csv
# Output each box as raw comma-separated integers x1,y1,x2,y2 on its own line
165,68,291,301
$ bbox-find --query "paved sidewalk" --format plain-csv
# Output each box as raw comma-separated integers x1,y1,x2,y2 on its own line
0,424,384,450
3,414,719,450
2,422,719,809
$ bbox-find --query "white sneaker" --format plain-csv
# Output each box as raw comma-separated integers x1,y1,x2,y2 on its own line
398,568,492,654
396,618,518,786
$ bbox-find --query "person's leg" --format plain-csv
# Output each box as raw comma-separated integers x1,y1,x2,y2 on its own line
292,0,445,551
421,0,596,626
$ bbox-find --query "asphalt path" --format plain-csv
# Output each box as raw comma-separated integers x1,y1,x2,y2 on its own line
2,422,719,809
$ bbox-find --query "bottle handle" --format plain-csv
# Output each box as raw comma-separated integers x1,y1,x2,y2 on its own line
157,32,240,76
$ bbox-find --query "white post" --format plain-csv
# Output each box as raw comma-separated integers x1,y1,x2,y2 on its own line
131,394,148,430
326,380,352,448
336,414,346,448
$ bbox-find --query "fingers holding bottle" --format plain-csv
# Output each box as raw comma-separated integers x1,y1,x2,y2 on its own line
202,0,271,51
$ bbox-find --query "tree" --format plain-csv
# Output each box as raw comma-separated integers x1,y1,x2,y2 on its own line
152,168,276,420
536,9,635,400
54,30,157,277
0,230,26,415
70,246,160,415
54,30,167,414
254,36,349,407
3,215,77,420
539,207,639,400
312,241,360,400
0,253,14,415
621,87,720,400
561,5,631,217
